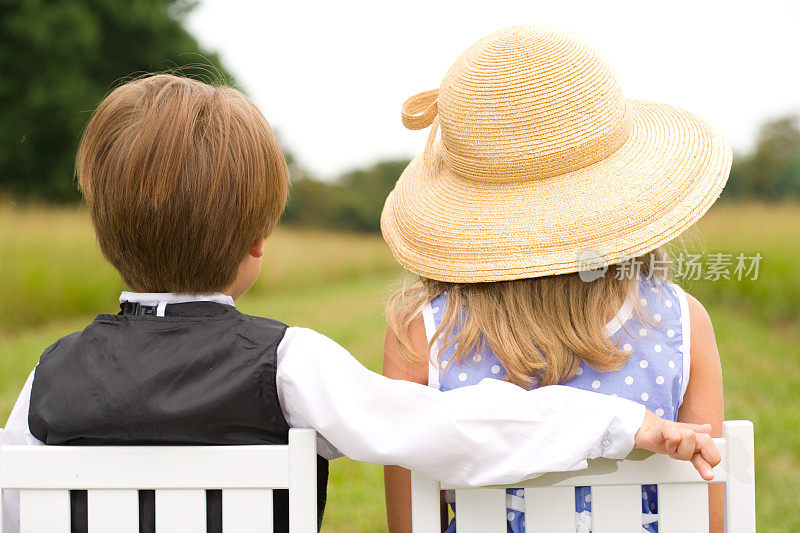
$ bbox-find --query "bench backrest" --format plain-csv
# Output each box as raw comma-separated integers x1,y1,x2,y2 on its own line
411,420,755,533
0,428,318,533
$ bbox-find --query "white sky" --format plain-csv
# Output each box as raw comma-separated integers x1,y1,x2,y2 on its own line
187,0,800,179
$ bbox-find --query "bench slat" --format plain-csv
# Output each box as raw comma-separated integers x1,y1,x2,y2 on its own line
524,486,574,532
155,489,206,533
19,489,70,533
658,482,709,533
88,489,138,533
724,421,756,533
455,488,506,533
440,440,727,490
288,429,318,532
411,471,442,533
222,489,273,533
591,485,641,532
1,445,290,489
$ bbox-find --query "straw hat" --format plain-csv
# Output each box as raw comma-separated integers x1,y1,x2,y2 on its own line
380,25,731,283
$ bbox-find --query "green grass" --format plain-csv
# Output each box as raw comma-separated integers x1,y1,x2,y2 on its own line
709,309,799,532
1,203,798,531
0,205,401,332
677,202,800,323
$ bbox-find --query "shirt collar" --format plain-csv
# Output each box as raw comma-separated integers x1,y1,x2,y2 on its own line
119,292,235,317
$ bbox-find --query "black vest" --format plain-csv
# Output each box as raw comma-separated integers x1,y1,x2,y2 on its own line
28,301,328,533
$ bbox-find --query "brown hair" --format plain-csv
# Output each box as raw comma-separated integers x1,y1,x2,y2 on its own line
76,74,289,293
388,249,672,388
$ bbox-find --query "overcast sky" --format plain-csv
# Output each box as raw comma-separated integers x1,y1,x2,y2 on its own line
187,0,800,179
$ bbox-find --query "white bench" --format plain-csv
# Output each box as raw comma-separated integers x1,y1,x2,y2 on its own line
0,428,318,533
411,420,755,533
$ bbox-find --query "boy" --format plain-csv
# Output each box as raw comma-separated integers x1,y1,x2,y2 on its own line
2,74,718,532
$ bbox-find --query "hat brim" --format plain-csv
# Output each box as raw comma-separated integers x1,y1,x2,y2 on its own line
381,99,732,283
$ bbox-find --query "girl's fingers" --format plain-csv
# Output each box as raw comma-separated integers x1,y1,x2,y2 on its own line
691,452,715,481
661,423,682,455
696,433,721,468
659,422,719,466
673,428,696,460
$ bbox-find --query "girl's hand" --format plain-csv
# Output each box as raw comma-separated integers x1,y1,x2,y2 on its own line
634,410,721,480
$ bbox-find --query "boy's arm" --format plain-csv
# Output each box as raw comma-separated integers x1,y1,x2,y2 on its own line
2,369,45,533
276,327,713,487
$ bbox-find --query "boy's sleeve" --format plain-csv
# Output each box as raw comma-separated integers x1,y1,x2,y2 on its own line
275,327,646,487
2,368,45,533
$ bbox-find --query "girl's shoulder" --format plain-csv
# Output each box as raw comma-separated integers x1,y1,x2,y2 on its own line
421,292,449,341
638,276,687,311
637,277,713,337
625,276,691,355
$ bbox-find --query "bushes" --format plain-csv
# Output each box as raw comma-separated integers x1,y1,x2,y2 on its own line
724,115,800,200
282,160,409,232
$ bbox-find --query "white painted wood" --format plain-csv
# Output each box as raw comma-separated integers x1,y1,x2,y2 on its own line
409,421,756,533
0,444,290,489
0,427,4,532
1,429,318,532
410,471,442,533
19,490,70,533
222,489,273,533
288,429,317,532
440,443,727,490
724,421,756,533
591,485,642,533
524,486,575,532
658,482,710,533
454,488,506,533
87,489,139,533
155,489,206,533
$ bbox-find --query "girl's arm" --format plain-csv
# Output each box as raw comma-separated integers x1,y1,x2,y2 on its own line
382,316,447,533
677,294,725,533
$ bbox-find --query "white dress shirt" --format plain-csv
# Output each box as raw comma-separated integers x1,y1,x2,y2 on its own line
2,292,646,532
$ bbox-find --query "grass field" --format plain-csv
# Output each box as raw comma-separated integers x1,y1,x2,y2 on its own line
1,203,798,531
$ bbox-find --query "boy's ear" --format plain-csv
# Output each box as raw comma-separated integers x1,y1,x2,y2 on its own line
249,237,265,259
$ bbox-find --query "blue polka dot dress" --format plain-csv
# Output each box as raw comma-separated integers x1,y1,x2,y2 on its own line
423,276,690,533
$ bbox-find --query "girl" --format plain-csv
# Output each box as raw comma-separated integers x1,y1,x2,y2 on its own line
381,26,729,533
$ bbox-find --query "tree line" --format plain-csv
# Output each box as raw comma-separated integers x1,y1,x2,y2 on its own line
282,114,800,232
281,157,409,232
724,116,800,200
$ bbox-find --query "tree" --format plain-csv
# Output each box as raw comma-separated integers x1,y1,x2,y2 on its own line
0,0,232,201
725,115,800,199
336,160,409,232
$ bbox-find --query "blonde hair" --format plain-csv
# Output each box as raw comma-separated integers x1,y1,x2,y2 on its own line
76,74,289,293
388,249,672,388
